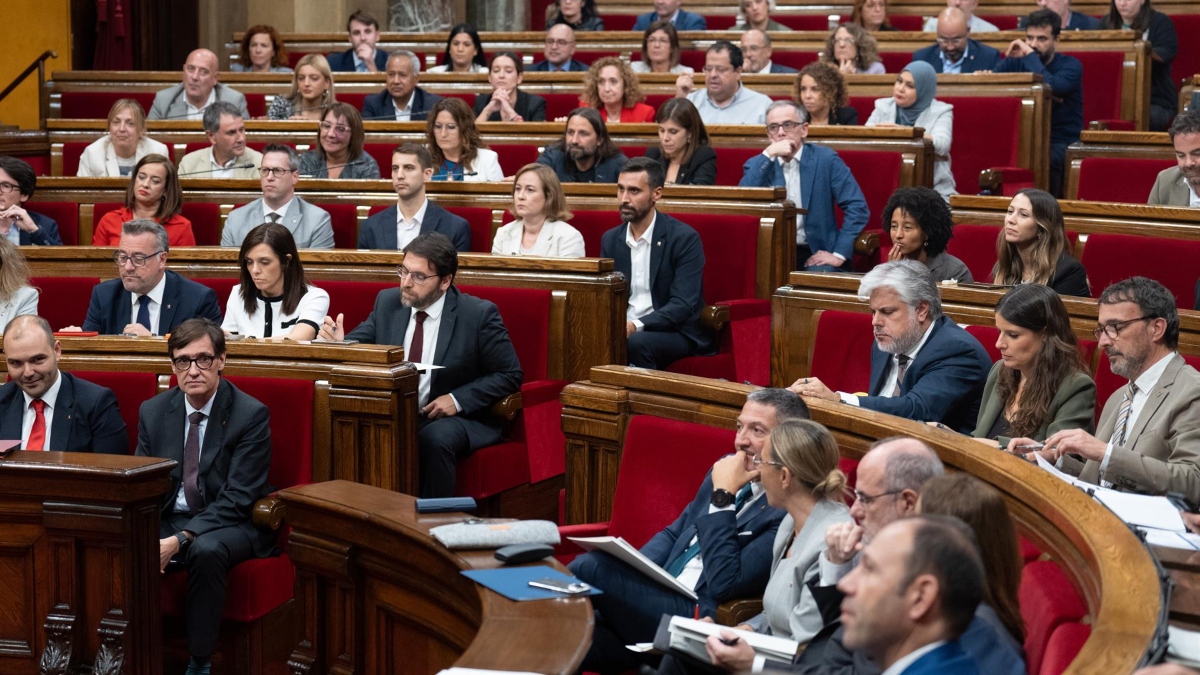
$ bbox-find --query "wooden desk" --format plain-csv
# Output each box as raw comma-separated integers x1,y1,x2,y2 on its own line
1063,130,1173,200
279,480,592,675
585,0,1191,17
0,451,174,675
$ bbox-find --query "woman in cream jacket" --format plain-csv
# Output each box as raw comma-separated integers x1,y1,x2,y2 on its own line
77,99,169,177
865,61,956,199
491,164,585,258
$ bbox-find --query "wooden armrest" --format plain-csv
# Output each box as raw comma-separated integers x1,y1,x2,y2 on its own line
716,598,763,626
854,230,880,257
252,495,285,531
491,391,523,421
702,304,730,332
979,169,1003,196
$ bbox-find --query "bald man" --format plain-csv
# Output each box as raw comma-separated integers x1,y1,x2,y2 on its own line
149,49,250,121
922,0,999,32
912,7,1001,74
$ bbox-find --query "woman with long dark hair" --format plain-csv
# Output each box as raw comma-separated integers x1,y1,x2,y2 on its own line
546,0,605,31
428,24,488,73
1103,0,1178,131
991,189,1089,296
221,222,330,340
92,154,194,246
426,97,503,181
474,52,548,123
644,98,716,185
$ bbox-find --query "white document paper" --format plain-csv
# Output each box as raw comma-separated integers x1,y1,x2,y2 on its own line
1034,453,1093,489
567,536,699,600
1140,527,1200,551
1093,489,1187,533
667,616,799,665
1168,626,1200,667
438,669,543,675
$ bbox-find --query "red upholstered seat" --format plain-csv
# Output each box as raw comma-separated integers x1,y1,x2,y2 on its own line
72,371,158,453
809,310,875,394
363,143,395,178
193,277,238,310
879,52,914,74
61,142,90,177
1080,233,1200,307
566,210,617,257
337,92,367,112
1019,535,1043,564
839,150,902,267
848,96,877,127
1020,561,1088,675
941,97,1022,196
26,202,79,245
543,93,584,121
1172,16,1200,92
31,276,98,330
20,153,50,176
602,14,637,30
244,94,267,119
309,201,359,249
679,51,707,72
1075,157,1174,203
93,201,123,225
693,14,737,29
988,15,1020,29
888,15,924,30
60,92,156,120
1039,622,1091,675
181,202,221,246
965,325,1001,363
713,147,766,186
1062,51,1124,126
319,279,395,331
945,224,1000,282
490,143,543,177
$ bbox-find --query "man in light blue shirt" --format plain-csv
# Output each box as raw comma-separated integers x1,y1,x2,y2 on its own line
911,8,1001,74
676,40,772,125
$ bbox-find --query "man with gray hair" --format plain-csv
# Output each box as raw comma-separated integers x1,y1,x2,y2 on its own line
176,101,263,179
221,143,334,248
789,259,991,431
741,29,798,74
148,49,249,121
361,51,443,121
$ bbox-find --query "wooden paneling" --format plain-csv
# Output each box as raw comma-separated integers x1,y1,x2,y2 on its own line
0,0,71,130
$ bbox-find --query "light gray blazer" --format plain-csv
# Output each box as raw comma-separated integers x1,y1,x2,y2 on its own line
1148,167,1195,207
221,196,335,249
0,286,39,329
491,219,586,258
147,82,249,121
866,98,956,199
745,498,853,643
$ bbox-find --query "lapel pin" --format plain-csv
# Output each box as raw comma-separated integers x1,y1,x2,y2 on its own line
656,241,663,247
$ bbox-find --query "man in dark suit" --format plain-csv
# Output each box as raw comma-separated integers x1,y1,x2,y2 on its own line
601,156,711,370
633,0,707,30
138,318,275,675
741,30,799,74
319,232,522,497
529,24,589,72
358,143,472,251
569,388,805,673
1018,0,1101,31
790,260,992,432
537,108,630,183
73,220,221,335
326,10,389,73
0,156,63,246
0,315,126,454
361,52,443,122
912,8,1001,74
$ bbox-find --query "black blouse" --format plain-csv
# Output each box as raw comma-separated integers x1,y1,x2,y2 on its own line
644,145,718,186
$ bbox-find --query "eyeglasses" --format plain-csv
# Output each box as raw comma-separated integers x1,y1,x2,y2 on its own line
113,250,164,267
833,37,857,45
766,121,803,134
171,354,216,371
545,38,575,47
396,266,439,284
853,489,903,505
319,121,352,135
0,181,19,194
936,33,968,44
702,65,734,75
751,456,786,469
1093,316,1153,340
259,167,297,178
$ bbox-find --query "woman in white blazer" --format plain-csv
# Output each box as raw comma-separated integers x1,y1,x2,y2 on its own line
77,99,170,178
0,238,38,328
865,61,957,199
492,164,586,258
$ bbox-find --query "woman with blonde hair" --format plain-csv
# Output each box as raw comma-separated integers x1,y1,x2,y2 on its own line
492,164,585,257
850,0,896,31
232,25,292,73
91,154,194,247
0,238,38,327
426,98,503,182
77,99,169,177
822,23,885,75
991,189,1089,296
267,53,335,120
580,57,655,124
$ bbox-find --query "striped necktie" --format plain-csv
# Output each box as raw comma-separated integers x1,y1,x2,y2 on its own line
1102,383,1137,489
891,355,911,397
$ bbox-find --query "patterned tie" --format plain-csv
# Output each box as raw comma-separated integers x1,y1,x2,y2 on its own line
136,295,152,333
891,355,911,397
183,411,206,513
1113,383,1138,447
408,311,429,364
665,484,754,576
27,399,46,451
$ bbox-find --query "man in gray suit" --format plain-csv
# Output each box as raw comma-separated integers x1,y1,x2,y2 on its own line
148,49,250,121
221,144,335,249
1148,110,1200,207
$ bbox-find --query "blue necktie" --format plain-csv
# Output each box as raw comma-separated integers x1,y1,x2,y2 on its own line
665,484,754,577
136,295,152,333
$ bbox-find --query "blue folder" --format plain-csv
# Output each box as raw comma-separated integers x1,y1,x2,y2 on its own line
461,565,605,601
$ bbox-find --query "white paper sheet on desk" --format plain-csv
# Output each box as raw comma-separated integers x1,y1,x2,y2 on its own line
1168,625,1200,666
1140,527,1200,550
1034,453,1092,489
1092,489,1187,532
438,669,542,674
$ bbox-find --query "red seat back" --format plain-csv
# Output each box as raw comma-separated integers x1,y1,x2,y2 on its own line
1080,233,1200,307
941,97,1022,196
222,376,314,489
1039,622,1091,675
1020,561,1088,675
181,202,221,246
1171,16,1200,93
489,143,543,177
446,206,498,252
879,52,914,73
319,280,395,332
60,92,156,120
714,147,766,186
565,210,617,257
309,202,358,249
609,415,735,548
542,93,583,121
988,14,1020,29
244,94,267,119
1063,51,1124,125
602,14,637,30
363,143,396,178
848,96,877,127
72,371,158,454
26,202,80,245
458,285,551,381
838,150,901,234
61,142,90,177
193,277,238,310
93,202,123,225
965,324,1001,363
31,276,98,330
1075,157,1174,203
945,224,1001,282
677,213,759,302
888,15,924,30
810,310,875,393
338,92,367,112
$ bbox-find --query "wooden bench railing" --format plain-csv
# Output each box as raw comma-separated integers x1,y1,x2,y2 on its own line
584,0,1190,17
1064,130,1173,201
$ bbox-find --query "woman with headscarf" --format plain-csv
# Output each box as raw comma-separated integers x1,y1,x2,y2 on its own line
865,61,956,199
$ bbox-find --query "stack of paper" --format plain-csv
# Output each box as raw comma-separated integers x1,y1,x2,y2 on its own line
666,617,799,665
568,536,698,600
1167,626,1200,667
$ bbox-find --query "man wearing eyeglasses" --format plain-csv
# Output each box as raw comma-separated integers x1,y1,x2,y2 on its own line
675,41,772,125
358,143,471,251
67,219,221,335
912,8,1000,74
0,156,63,246
1013,277,1200,503
148,49,249,121
318,232,522,497
739,100,869,272
221,143,335,249
136,318,275,675
530,24,588,72
177,102,263,179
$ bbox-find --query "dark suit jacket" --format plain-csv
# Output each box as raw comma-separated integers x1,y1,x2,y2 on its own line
644,145,718,186
346,286,522,430
831,106,859,126
768,62,800,74
912,39,1001,73
642,470,784,616
537,146,629,183
81,270,223,335
0,372,126,454
860,315,992,433
357,201,472,251
326,48,390,73
360,87,442,121
473,90,547,122
633,9,707,30
528,59,589,72
24,211,64,245
1049,251,1089,297
136,379,275,557
1020,10,1101,30
601,211,713,352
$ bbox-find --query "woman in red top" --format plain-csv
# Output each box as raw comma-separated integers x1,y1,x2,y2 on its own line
580,57,655,124
92,154,195,247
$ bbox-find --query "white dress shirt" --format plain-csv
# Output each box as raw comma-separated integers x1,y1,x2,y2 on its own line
393,96,414,121
185,89,217,121
396,199,429,250
403,291,461,411
839,321,936,406
129,273,168,335
1098,350,1177,478
264,197,294,223
173,389,216,513
208,148,239,178
939,43,970,74
770,145,806,242
625,213,656,330
1190,185,1200,208
21,372,63,449
881,641,949,675
4,223,20,246
676,481,766,590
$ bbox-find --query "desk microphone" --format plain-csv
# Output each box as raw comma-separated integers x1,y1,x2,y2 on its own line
177,163,258,177
299,161,366,178
361,112,433,121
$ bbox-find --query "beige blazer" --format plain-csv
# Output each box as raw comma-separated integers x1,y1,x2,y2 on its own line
177,146,263,180
491,219,586,258
1147,167,1196,207
76,136,170,177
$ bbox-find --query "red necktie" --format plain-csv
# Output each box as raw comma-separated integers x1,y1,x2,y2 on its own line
408,311,429,363
27,399,46,451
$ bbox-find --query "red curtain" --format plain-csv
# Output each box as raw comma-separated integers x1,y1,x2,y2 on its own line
93,0,132,70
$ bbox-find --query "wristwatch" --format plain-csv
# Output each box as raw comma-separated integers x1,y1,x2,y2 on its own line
175,531,193,551
710,488,735,508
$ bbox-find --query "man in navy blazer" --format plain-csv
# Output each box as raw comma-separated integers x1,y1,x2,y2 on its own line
358,144,472,252
529,24,589,72
601,157,712,370
0,156,63,246
633,0,707,30
790,260,991,433
75,219,222,336
740,101,869,271
742,30,800,75
0,315,127,454
912,9,1001,74
326,10,389,73
361,52,443,122
569,389,806,673
320,232,522,497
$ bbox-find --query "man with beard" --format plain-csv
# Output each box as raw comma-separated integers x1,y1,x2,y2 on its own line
357,143,471,251
1013,277,1200,503
1149,110,1200,208
911,8,1000,74
788,260,991,432
537,107,629,183
600,157,711,370
318,232,522,497
995,10,1083,196
177,102,263,179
